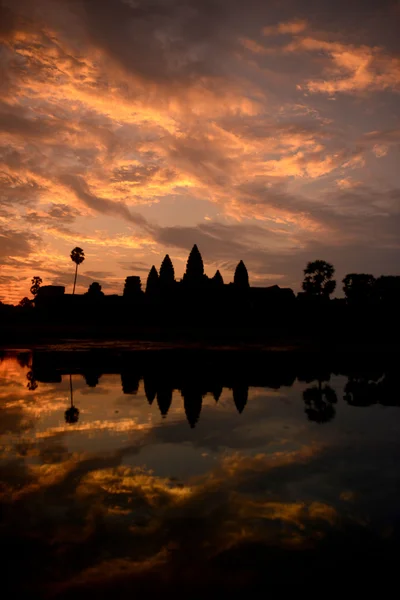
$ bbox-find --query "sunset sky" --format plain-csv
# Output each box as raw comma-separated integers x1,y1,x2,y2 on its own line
1,0,400,303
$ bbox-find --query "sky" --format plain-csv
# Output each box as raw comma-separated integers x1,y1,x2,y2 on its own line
0,0,400,303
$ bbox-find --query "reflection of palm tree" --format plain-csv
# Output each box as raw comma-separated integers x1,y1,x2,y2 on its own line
65,374,79,424
303,380,337,423
26,370,38,391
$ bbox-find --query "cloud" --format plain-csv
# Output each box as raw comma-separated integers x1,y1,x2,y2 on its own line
263,19,308,36
0,171,44,207
0,1,17,41
283,37,400,95
0,0,399,301
60,174,153,230
0,225,39,264
118,260,152,273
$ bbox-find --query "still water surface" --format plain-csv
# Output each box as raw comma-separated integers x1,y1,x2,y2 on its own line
1,349,400,597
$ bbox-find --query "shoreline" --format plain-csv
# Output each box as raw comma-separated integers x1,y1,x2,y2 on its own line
1,337,399,353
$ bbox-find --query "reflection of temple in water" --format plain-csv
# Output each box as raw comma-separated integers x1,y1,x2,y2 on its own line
27,349,400,429
157,385,173,418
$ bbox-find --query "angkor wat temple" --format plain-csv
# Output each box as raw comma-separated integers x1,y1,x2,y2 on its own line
34,244,295,319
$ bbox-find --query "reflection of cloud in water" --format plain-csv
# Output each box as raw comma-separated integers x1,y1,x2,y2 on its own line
2,440,390,597
36,419,150,438
2,352,400,595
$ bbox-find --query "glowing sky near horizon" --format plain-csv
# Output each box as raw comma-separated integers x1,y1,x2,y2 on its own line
1,0,400,303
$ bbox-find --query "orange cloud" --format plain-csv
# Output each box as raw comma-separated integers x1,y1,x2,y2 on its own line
263,19,308,36
286,38,400,94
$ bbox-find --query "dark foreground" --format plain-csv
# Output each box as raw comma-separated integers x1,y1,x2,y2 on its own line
1,348,400,598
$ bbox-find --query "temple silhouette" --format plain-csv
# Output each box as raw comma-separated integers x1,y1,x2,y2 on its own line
2,243,400,344
32,244,295,316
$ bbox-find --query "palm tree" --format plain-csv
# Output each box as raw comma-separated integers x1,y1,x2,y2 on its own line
302,260,336,297
30,276,42,297
70,247,85,295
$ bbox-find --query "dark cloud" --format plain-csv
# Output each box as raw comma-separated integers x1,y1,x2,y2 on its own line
281,0,400,53
37,0,399,86
119,260,152,273
24,204,77,227
112,164,176,186
0,226,39,265
83,270,114,279
60,174,153,230
48,203,77,223
0,172,44,207
154,221,271,261
66,0,238,83
0,1,16,41
0,101,69,139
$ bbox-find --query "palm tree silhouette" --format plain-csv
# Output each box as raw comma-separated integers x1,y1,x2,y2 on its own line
70,247,85,295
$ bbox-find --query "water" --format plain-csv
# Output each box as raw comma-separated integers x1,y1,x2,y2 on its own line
1,349,400,597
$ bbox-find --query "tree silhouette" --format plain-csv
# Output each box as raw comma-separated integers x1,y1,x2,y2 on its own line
30,276,42,297
65,374,79,424
146,265,159,294
303,381,337,423
159,255,175,286
212,270,224,286
86,282,104,297
344,377,378,407
184,244,204,282
375,275,400,304
70,247,85,295
19,297,32,308
302,260,336,297
343,273,376,304
234,260,249,288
